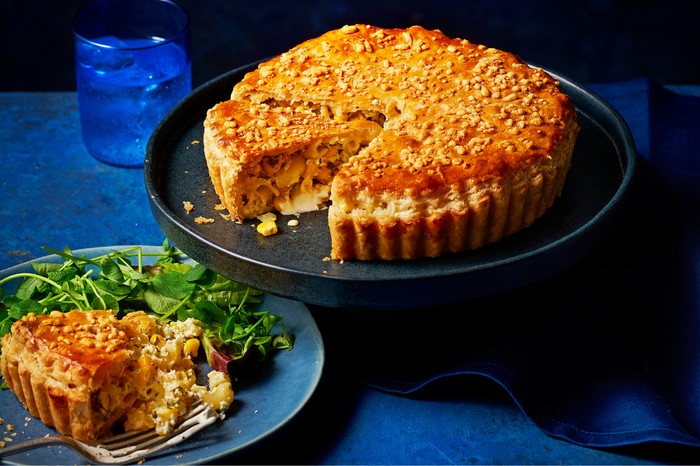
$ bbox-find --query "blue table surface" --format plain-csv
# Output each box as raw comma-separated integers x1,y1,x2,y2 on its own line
1,91,698,465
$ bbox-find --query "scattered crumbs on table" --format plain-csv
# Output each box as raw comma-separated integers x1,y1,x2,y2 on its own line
0,421,16,448
6,250,31,260
195,216,215,224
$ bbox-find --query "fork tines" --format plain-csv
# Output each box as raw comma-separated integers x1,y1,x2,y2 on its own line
78,403,221,464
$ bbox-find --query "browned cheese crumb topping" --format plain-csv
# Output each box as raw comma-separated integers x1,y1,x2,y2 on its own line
232,24,575,186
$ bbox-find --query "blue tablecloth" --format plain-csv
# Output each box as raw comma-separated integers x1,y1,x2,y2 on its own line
1,79,699,464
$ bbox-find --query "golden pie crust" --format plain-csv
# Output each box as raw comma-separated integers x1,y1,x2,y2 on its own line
203,24,580,260
0,310,232,441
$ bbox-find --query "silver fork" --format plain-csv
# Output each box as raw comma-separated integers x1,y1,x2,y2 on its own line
0,402,221,464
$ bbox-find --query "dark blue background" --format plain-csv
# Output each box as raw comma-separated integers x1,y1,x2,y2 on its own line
1,0,698,91
3,2,700,463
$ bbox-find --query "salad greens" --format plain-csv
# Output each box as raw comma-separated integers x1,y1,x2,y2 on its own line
0,241,293,376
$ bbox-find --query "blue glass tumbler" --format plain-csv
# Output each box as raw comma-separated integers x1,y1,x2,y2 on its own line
73,0,191,167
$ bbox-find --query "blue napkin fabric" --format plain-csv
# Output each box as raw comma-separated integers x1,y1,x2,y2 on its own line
314,80,700,449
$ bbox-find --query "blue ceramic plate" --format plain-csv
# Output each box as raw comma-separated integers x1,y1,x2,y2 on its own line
145,63,637,310
0,246,324,465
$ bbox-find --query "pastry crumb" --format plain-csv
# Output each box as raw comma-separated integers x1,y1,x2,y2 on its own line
256,212,277,223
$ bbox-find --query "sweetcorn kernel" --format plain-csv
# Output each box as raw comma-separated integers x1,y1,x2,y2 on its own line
150,334,165,347
183,338,200,358
257,220,278,236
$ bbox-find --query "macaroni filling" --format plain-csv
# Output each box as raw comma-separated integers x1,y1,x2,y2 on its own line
122,314,234,435
239,120,382,217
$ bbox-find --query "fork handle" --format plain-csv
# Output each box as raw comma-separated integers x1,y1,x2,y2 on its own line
0,435,75,458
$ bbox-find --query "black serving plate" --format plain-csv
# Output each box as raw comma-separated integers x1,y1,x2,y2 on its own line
144,62,636,310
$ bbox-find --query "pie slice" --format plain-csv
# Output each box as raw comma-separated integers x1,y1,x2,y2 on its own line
1,310,233,441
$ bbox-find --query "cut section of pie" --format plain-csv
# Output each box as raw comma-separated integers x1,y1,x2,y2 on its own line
204,99,382,220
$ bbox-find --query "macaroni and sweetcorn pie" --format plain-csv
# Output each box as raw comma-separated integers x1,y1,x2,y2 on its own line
203,24,579,260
